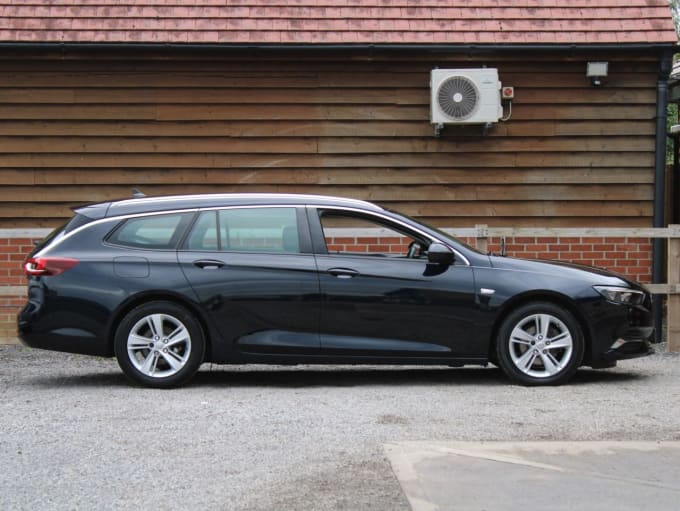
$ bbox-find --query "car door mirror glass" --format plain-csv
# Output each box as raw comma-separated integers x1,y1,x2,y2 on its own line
427,242,454,266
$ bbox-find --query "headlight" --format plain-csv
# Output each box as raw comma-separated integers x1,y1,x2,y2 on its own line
593,286,645,305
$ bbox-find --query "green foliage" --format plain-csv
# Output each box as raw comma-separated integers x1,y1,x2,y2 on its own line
671,0,680,36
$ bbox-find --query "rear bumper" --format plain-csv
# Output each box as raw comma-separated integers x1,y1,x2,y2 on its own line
17,284,112,357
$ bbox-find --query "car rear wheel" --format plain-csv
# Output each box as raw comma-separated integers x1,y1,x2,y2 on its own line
495,302,584,386
114,301,205,388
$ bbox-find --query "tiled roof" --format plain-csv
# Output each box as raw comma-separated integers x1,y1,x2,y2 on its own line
0,1,676,46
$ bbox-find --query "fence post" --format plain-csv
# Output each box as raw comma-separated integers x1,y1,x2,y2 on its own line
668,225,680,352
475,224,488,253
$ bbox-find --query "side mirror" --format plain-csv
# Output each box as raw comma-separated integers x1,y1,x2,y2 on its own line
427,242,454,266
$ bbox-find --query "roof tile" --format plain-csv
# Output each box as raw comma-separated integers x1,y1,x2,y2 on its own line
0,0,675,46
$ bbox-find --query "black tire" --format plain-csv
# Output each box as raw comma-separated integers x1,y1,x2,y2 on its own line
114,301,205,388
495,302,584,386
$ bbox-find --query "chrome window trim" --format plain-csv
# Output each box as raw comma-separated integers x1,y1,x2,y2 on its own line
40,202,471,266
40,208,202,254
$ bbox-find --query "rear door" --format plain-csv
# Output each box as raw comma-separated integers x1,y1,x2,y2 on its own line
177,206,321,354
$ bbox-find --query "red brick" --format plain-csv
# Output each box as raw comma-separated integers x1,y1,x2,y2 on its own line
570,244,593,251
378,237,402,244
329,237,355,244
525,244,549,251
582,251,604,259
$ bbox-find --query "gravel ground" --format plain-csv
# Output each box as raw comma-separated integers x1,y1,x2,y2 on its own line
1,345,679,511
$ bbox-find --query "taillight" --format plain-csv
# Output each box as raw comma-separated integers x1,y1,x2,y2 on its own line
23,257,79,276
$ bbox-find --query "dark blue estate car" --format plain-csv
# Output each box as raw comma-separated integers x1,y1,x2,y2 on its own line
19,193,653,388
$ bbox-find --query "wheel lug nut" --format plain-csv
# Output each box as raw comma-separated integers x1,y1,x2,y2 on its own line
163,348,168,353
542,350,547,354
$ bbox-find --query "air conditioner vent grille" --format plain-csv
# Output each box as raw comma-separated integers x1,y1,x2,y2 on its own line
437,76,479,120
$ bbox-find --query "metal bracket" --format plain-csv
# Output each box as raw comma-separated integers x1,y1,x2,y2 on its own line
434,123,444,138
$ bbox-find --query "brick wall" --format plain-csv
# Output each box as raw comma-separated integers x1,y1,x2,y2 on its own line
460,236,653,284
326,235,653,284
1,237,33,343
0,232,654,344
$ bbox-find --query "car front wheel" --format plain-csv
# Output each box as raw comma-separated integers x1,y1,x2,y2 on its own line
495,302,584,386
114,301,205,388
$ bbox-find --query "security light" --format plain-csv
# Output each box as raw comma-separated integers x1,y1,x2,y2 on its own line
587,61,609,86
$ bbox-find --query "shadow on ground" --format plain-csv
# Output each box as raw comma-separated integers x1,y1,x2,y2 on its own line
25,364,648,389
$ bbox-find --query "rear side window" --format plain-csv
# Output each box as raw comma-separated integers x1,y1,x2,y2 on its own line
183,207,300,253
108,213,193,249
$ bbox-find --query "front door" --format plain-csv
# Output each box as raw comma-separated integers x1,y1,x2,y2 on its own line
309,208,478,357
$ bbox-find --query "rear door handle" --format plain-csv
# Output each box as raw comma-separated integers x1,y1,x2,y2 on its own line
327,267,359,279
193,259,225,270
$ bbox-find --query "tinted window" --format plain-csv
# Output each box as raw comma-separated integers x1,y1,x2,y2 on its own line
184,211,219,251
182,208,301,253
319,211,424,258
220,207,300,253
108,213,193,249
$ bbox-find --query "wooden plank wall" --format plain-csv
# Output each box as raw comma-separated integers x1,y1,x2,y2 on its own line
0,49,659,228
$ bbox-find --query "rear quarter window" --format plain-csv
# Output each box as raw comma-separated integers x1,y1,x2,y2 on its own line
107,213,193,249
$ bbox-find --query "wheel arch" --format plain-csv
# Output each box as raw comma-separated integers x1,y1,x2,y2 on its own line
488,291,593,366
106,291,215,362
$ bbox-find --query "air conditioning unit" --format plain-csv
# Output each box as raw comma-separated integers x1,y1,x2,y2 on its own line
430,68,502,125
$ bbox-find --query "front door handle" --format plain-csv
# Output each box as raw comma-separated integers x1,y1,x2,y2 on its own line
327,267,359,279
193,259,225,270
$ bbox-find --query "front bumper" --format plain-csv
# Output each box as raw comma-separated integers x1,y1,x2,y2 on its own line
586,300,654,369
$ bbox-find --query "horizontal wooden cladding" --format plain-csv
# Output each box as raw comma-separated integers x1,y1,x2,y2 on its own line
0,184,653,203
0,72,657,89
0,104,657,121
1,215,653,230
0,52,660,229
0,120,657,137
0,152,656,168
1,167,654,186
0,87,657,105
0,136,655,154
0,200,651,220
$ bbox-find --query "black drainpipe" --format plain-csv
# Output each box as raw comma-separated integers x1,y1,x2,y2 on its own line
652,53,673,342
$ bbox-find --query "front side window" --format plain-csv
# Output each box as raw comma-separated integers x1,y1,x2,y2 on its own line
108,213,192,249
184,207,301,254
319,211,425,258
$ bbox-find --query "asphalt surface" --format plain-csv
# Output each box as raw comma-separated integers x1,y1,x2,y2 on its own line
1,344,679,511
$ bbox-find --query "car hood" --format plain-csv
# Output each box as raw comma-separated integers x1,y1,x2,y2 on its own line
487,255,645,290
